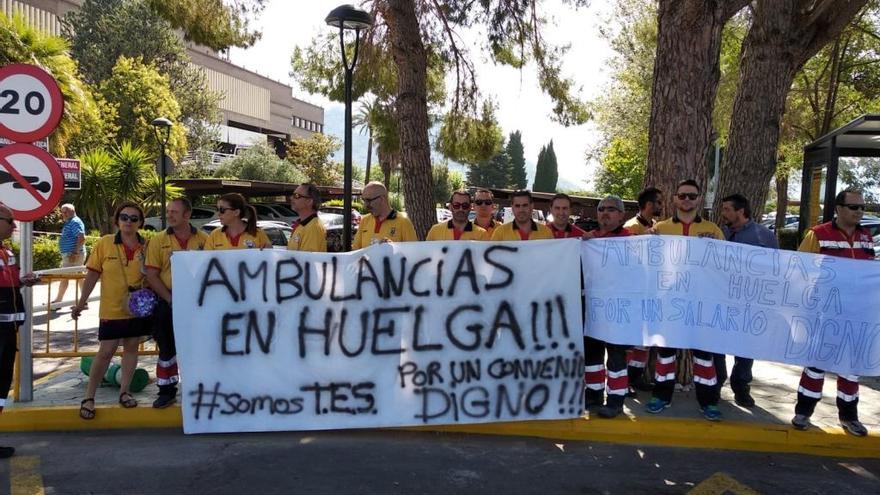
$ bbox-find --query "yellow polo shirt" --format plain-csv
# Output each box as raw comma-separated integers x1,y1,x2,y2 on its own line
490,220,554,241
204,226,272,250
353,210,418,249
426,221,489,241
474,218,498,239
287,214,327,252
145,226,209,288
86,233,146,320
654,216,724,239
623,215,654,235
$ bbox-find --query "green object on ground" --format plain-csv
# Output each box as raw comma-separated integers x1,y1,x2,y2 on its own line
79,356,150,392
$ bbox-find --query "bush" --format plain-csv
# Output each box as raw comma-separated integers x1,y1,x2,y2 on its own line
6,237,62,271
324,199,366,214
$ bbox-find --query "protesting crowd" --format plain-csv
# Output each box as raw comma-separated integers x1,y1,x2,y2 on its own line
0,177,875,458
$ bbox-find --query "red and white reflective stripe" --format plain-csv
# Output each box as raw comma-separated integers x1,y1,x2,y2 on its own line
156,376,180,386
804,368,824,380
0,313,26,322
836,375,859,402
654,354,676,382
157,356,177,368
627,347,648,368
798,368,824,398
693,356,717,386
584,364,606,390
156,355,179,385
798,386,823,399
606,368,628,396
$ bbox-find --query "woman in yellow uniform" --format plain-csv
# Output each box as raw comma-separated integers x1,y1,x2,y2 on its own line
205,193,272,250
72,202,151,419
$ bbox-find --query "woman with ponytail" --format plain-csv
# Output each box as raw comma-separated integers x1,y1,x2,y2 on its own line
205,193,271,250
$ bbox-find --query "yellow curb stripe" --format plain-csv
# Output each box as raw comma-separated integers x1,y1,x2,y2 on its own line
1,407,878,458
688,472,759,495
10,456,45,495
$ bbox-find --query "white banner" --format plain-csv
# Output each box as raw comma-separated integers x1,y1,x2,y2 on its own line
172,240,584,434
581,237,880,376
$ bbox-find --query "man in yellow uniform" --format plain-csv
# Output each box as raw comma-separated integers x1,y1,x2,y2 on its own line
647,179,725,421
491,190,553,241
426,190,488,241
473,188,499,238
624,187,663,235
353,182,418,249
288,183,327,252
145,198,209,408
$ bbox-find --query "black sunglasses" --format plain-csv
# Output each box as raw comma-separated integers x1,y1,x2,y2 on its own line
362,195,383,204
217,206,236,214
838,203,865,211
474,199,494,206
677,193,699,200
118,213,140,223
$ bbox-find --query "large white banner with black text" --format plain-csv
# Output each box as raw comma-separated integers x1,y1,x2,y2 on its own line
581,237,880,377
172,240,584,434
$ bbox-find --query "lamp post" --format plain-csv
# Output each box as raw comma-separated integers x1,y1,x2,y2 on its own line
326,4,373,250
152,117,172,229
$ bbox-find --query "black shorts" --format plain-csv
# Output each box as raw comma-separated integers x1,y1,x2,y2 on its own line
98,318,151,341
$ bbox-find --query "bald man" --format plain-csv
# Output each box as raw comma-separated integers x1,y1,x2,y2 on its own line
352,182,418,249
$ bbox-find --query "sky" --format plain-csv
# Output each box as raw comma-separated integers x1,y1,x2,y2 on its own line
229,0,615,190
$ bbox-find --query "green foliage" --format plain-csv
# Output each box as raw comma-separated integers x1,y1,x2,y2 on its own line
33,236,62,271
214,143,307,184
468,149,513,189
433,163,452,205
435,102,503,164
286,133,343,186
98,56,187,159
0,12,115,157
506,130,528,189
594,137,645,199
145,0,265,50
63,0,220,148
324,199,366,214
533,141,558,193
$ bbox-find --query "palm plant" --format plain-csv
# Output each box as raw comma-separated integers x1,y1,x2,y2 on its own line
75,149,115,232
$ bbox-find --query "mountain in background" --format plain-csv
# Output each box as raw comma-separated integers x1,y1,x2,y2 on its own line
323,105,585,192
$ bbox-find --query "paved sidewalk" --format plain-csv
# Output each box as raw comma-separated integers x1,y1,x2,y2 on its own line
5,283,880,457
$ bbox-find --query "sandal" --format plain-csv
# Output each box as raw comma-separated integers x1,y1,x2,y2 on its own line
118,392,138,409
79,398,96,420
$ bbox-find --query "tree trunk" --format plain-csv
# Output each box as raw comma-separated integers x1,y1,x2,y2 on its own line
716,0,868,217
365,128,373,184
644,0,749,211
378,147,392,189
382,0,434,240
775,174,788,231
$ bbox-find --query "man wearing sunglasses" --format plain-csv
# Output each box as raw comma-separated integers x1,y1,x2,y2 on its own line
648,179,725,421
792,188,874,437
426,190,488,241
548,193,585,238
353,182,418,250
581,196,633,418
472,189,499,238
0,203,39,458
491,190,552,241
288,183,327,252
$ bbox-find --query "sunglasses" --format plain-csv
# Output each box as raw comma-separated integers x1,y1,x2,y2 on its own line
292,193,307,200
362,195,383,204
677,193,699,200
839,203,865,211
217,206,235,214
597,206,619,213
450,202,471,210
474,199,494,206
118,213,140,223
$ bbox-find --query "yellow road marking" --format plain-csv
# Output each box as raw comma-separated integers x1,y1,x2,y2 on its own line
688,472,759,495
10,455,45,495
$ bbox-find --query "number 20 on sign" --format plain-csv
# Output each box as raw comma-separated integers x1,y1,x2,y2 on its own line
0,64,64,143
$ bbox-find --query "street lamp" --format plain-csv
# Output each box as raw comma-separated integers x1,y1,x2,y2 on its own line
326,4,373,250
152,117,172,229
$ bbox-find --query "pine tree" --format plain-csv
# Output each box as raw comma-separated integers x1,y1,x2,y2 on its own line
506,130,527,189
533,140,558,192
468,150,511,189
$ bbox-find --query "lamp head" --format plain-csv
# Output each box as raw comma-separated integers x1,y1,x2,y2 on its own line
152,117,172,145
325,4,373,30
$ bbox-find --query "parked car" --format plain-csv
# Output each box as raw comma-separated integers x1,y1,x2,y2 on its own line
318,211,346,252
436,208,452,223
319,206,361,227
498,206,546,224
143,206,218,231
253,203,299,224
762,214,799,231
875,233,880,260
201,220,291,250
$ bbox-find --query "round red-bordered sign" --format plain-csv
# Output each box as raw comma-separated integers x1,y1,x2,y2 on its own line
0,64,64,143
0,143,64,221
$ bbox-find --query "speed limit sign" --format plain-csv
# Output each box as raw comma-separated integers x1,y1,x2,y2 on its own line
0,64,64,143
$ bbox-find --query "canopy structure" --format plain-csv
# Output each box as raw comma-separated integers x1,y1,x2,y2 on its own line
168,178,358,201
799,114,880,237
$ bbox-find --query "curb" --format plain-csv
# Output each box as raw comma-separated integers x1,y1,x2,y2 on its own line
1,406,878,458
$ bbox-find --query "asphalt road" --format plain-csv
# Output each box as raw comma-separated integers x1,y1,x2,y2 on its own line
1,429,878,494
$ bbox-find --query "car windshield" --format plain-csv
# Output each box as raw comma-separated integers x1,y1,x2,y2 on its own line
318,212,344,227
271,204,297,216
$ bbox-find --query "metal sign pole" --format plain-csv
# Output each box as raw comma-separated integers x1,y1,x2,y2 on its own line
18,221,33,402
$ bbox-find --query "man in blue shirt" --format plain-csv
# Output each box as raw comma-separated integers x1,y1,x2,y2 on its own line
52,204,85,307
715,193,779,407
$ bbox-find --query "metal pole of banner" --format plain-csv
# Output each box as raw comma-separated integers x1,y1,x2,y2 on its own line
19,221,34,402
